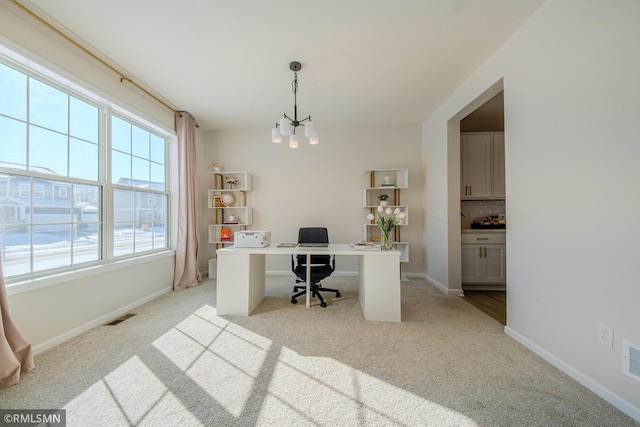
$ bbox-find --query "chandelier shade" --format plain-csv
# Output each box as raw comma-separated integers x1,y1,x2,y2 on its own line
271,125,282,143
289,134,299,148
271,61,319,148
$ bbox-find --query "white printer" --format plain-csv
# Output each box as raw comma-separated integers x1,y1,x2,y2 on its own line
234,230,271,248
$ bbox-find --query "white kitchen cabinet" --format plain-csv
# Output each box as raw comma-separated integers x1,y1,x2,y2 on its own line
461,132,504,199
461,231,506,289
492,132,505,198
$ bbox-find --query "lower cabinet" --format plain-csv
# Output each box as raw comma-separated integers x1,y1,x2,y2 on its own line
461,231,506,288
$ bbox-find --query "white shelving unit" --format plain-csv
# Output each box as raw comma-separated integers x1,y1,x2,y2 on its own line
363,169,409,263
207,171,252,278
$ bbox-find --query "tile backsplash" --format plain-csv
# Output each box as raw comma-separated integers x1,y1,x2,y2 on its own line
461,200,506,228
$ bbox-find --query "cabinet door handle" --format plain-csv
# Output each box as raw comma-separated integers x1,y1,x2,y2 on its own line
476,237,489,240
483,247,487,257
469,185,472,196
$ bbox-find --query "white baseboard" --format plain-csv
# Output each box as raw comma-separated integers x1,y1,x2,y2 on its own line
505,326,640,423
32,286,173,355
425,274,465,296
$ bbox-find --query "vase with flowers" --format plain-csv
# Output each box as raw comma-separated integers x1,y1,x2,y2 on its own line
367,206,406,250
225,177,238,189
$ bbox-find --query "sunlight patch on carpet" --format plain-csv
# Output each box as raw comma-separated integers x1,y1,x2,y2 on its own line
63,304,477,426
64,356,203,426
153,304,272,418
258,347,478,426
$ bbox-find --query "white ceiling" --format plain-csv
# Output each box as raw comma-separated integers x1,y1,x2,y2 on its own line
22,0,544,131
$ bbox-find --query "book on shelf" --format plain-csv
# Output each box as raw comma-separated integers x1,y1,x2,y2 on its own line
213,196,224,207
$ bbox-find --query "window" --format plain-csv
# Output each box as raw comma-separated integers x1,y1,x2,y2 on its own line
112,115,168,257
0,55,170,281
56,186,68,199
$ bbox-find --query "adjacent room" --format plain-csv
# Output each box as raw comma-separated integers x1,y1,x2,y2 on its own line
1,0,639,425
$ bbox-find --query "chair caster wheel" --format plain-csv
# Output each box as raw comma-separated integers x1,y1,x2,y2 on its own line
336,292,341,298
321,302,327,307
291,298,297,304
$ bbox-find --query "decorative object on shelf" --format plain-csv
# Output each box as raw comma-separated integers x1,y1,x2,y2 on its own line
213,196,224,208
367,207,406,250
211,163,221,172
271,61,319,148
221,193,235,206
382,176,394,187
220,229,232,242
378,194,389,207
225,177,238,189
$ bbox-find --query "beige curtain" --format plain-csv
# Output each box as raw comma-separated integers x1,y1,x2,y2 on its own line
0,258,34,388
173,112,202,290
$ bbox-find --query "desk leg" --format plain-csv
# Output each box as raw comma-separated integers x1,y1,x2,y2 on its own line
306,253,311,308
359,254,401,321
217,252,265,316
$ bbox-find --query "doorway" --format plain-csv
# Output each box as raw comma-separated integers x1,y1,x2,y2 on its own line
452,85,506,324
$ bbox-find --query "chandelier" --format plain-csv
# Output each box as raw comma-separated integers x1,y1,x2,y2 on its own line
271,61,318,148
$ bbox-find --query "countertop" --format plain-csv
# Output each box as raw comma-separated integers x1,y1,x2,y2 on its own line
462,228,506,233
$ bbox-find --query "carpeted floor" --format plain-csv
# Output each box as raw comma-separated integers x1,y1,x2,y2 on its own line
1,276,637,426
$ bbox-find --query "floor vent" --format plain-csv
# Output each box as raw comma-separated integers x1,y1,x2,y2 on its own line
105,313,137,326
623,340,640,382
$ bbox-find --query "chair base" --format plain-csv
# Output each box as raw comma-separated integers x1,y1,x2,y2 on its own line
291,280,341,308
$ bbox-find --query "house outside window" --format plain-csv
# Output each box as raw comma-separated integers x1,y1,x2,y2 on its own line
0,54,170,281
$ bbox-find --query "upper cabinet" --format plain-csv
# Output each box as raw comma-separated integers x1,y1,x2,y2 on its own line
461,132,504,200
491,132,505,199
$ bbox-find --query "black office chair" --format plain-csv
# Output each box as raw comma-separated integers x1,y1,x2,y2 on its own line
291,227,340,307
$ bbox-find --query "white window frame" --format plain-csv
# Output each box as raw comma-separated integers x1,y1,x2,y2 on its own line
18,183,30,198
57,186,68,199
0,45,175,289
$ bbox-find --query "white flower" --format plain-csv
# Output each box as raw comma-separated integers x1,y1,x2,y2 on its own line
393,208,400,215
367,213,375,221
398,212,407,219
385,207,393,215
377,205,383,213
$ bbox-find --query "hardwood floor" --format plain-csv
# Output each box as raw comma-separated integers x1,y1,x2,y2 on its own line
461,290,506,325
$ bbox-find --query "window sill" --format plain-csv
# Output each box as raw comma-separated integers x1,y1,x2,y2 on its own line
5,250,176,296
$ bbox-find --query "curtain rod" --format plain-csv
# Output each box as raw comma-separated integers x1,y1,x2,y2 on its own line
10,0,181,117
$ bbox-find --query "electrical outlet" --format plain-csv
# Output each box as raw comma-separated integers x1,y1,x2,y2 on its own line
597,324,613,348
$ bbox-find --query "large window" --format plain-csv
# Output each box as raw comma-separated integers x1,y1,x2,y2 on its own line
111,115,168,257
0,57,170,281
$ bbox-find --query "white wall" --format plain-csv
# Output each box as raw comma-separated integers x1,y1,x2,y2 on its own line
201,125,424,275
1,2,180,352
423,0,640,419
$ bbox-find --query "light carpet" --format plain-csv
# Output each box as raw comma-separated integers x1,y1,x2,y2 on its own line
0,276,637,426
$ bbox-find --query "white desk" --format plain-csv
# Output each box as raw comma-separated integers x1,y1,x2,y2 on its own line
216,244,401,321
